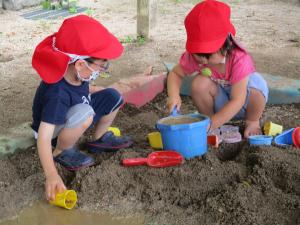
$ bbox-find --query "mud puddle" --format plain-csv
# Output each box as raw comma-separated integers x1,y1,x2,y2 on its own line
0,201,144,225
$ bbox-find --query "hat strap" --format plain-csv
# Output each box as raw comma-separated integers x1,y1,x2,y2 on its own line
52,36,90,64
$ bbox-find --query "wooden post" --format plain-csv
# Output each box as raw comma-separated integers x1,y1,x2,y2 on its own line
137,0,157,39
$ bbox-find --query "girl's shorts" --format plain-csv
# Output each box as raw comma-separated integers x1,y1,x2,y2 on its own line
214,72,269,120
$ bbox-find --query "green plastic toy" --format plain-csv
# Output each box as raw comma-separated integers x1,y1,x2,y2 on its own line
201,67,212,77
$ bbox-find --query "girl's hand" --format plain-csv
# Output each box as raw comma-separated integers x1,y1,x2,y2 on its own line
45,173,66,201
167,95,182,113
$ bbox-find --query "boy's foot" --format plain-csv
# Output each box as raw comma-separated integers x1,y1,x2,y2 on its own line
87,131,133,153
244,120,261,138
54,147,95,171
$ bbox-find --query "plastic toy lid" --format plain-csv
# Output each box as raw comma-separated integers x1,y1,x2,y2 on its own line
222,132,242,144
292,127,300,147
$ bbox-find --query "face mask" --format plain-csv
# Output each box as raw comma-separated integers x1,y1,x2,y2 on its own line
76,62,100,82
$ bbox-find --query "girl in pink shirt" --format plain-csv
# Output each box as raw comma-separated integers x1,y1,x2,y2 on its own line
167,0,268,138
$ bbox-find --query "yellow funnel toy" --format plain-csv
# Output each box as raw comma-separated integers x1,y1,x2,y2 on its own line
49,190,77,210
264,121,283,136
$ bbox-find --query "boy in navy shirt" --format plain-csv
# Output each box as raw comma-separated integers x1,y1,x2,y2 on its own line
31,15,132,201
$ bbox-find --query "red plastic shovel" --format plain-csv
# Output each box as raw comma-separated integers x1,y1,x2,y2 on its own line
122,151,183,168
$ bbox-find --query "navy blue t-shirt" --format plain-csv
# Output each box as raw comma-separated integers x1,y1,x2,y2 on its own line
32,78,90,132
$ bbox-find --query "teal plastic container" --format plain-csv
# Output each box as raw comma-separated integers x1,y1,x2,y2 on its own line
156,113,210,159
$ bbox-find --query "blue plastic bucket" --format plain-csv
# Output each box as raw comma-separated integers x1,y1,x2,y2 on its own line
156,113,210,159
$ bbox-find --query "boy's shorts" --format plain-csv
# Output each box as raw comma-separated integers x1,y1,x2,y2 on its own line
34,88,123,139
214,72,269,120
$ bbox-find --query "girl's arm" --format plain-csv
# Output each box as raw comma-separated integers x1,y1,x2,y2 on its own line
167,64,185,112
37,122,66,201
210,76,249,129
89,84,105,94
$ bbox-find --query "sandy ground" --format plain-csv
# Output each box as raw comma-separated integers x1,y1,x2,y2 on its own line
0,0,300,224
1,92,300,225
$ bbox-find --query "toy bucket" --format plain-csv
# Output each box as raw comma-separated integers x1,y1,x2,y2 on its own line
263,121,283,136
156,113,210,159
148,132,163,149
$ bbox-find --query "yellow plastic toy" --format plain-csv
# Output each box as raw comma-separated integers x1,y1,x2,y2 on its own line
108,127,121,136
263,121,283,136
49,190,77,210
148,132,163,149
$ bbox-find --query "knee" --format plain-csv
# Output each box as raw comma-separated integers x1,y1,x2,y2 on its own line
249,88,265,101
81,115,93,130
191,76,215,96
65,104,95,129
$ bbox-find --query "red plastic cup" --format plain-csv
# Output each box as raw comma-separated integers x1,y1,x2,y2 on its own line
292,127,300,148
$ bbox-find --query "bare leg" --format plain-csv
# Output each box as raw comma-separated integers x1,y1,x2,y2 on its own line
191,75,218,117
53,116,94,156
244,88,266,138
92,108,119,141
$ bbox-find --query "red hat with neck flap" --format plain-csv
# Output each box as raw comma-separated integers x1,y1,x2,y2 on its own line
32,15,123,84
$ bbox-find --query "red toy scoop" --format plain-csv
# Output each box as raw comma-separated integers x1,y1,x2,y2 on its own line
122,151,183,168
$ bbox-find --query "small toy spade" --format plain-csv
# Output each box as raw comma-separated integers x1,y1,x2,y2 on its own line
122,151,183,168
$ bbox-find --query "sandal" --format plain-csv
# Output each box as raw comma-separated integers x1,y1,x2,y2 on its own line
54,147,95,171
87,131,133,153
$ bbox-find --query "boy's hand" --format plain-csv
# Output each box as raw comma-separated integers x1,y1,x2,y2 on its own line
167,95,182,113
45,173,66,201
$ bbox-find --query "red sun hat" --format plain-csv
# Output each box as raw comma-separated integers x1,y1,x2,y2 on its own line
184,0,236,54
32,15,123,84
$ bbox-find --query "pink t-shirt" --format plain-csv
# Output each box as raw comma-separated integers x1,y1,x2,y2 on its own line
179,40,255,86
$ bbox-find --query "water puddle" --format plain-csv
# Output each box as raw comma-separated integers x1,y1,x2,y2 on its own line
0,201,144,225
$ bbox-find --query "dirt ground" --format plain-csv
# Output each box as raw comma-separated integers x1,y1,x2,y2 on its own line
1,92,300,225
0,0,300,224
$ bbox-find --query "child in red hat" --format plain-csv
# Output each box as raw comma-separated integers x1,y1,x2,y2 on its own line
167,0,268,138
31,15,132,201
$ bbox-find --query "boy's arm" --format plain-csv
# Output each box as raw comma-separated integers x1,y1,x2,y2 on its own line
210,76,249,129
167,64,185,112
37,122,66,201
89,84,104,94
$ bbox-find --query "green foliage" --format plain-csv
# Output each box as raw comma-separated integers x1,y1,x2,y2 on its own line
41,0,77,11
121,35,134,44
42,0,51,10
121,35,147,46
137,35,146,46
68,6,77,13
84,8,94,16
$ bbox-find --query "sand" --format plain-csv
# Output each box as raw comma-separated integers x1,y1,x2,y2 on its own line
0,0,300,224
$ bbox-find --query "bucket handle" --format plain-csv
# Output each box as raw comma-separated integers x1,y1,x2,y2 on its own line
171,106,180,117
